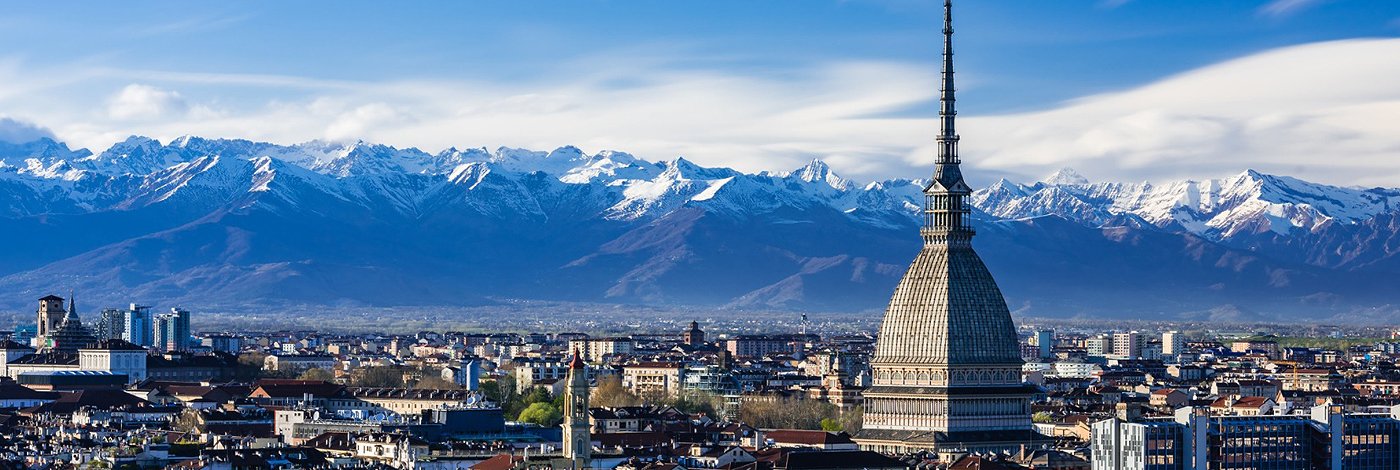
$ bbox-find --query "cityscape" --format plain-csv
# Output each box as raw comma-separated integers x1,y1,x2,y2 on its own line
1,1,1399,469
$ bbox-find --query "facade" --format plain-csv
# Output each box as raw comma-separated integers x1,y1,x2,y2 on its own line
3,339,148,385
94,308,126,341
1036,330,1055,360
264,354,338,372
201,334,243,353
852,0,1038,454
568,338,634,364
1162,331,1183,357
515,358,570,393
724,335,810,359
1091,405,1400,470
1113,332,1142,360
122,304,153,347
153,308,191,352
622,362,685,399
1088,336,1111,357
78,339,149,384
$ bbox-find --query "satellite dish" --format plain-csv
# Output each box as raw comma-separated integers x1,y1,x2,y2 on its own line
465,395,479,406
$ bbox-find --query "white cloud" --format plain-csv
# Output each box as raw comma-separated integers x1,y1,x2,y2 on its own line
324,103,409,142
960,38,1400,186
0,117,55,144
107,84,189,120
1,38,1398,188
1259,0,1326,18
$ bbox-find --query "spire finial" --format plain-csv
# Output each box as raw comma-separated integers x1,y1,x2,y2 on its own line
937,0,959,164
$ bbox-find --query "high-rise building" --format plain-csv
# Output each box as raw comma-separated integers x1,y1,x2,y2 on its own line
1035,330,1055,360
1113,331,1142,359
153,308,191,352
1087,335,1110,357
1162,330,1184,357
1092,405,1400,470
853,0,1040,454
95,308,126,341
561,350,591,466
123,304,153,347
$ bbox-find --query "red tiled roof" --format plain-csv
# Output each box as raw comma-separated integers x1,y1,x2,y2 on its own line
472,454,523,470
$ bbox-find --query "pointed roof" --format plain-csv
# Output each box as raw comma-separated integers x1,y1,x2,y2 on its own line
569,348,586,369
870,0,1020,367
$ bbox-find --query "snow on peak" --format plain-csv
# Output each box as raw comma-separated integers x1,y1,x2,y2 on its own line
1042,167,1089,186
787,159,851,191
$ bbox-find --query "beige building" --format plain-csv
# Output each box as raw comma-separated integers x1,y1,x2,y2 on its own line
568,338,633,363
621,362,685,399
346,387,477,415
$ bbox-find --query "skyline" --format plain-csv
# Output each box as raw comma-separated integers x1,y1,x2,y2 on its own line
1,1,1399,187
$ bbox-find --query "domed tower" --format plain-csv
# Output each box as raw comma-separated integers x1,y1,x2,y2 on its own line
853,0,1038,454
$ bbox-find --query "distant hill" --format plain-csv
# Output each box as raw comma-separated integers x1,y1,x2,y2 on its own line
0,135,1397,322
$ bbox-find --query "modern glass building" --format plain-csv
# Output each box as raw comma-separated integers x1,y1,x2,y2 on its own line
1093,405,1400,470
122,304,153,347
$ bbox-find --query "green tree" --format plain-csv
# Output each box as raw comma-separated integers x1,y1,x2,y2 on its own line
819,418,842,432
505,387,554,419
1032,411,1054,424
517,402,563,426
297,368,336,382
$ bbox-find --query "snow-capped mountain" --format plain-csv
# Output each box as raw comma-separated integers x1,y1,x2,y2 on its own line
0,134,1397,321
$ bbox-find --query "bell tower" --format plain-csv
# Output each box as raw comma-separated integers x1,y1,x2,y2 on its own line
561,348,592,466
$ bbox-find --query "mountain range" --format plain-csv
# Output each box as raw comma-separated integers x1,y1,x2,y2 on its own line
0,135,1397,322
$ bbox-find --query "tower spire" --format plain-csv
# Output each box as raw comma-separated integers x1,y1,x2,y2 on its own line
937,0,958,164
922,0,973,241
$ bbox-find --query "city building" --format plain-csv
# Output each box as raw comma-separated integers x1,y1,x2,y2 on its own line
201,334,243,353
153,308,191,352
724,335,811,359
123,304,153,347
43,297,97,352
684,321,705,347
94,308,126,341
1091,405,1400,470
1035,330,1055,360
1162,331,1183,358
34,295,66,346
568,338,634,363
1087,335,1111,357
621,361,685,399
1113,332,1142,360
562,350,591,466
853,0,1040,454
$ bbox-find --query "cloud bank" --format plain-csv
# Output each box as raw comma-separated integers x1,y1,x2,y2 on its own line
0,38,1397,186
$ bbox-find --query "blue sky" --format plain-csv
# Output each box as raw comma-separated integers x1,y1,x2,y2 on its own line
2,0,1399,185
